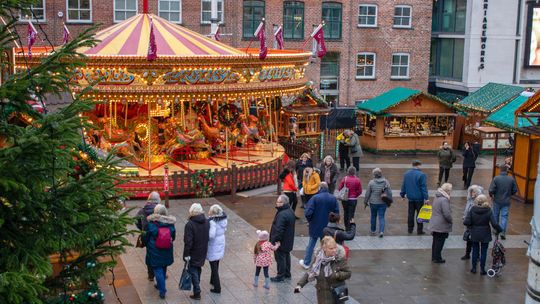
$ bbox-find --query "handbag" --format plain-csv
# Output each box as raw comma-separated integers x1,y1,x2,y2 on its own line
463,229,471,241
417,204,432,223
135,234,145,248
178,262,192,291
331,282,349,303
381,182,393,207
336,177,349,201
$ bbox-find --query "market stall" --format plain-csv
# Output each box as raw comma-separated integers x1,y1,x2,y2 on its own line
356,87,457,152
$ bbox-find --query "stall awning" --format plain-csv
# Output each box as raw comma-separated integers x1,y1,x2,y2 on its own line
484,94,531,132
473,126,509,134
387,112,457,117
457,83,524,114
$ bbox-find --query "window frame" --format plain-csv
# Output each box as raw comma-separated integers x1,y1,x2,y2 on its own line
158,0,182,24
391,53,410,79
66,0,92,23
19,0,46,22
242,0,265,39
201,0,223,25
358,4,377,28
113,0,138,23
322,2,342,40
283,1,305,40
393,5,412,28
355,52,376,79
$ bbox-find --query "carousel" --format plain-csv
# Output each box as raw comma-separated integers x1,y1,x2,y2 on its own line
16,13,312,180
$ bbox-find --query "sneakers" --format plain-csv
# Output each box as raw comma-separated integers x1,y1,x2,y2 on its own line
298,259,310,270
370,231,377,236
379,232,384,238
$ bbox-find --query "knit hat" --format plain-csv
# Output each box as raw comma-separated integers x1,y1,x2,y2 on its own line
256,230,269,241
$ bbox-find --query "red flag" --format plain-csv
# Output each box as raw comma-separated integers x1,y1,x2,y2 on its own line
27,21,38,58
311,24,326,58
274,26,284,50
147,17,157,61
254,20,267,60
214,26,221,41
62,23,70,44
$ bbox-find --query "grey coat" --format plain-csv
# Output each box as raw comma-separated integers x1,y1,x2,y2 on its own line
347,133,363,157
428,192,453,233
364,178,390,205
489,172,518,207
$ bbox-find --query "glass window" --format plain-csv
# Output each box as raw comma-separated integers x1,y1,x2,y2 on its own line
201,0,223,24
391,53,409,79
320,52,340,91
243,0,265,38
67,0,91,22
432,0,466,33
322,2,342,40
358,4,377,27
114,0,137,22
356,53,376,79
393,5,411,28
20,0,46,21
283,2,304,39
159,0,182,23
431,38,464,80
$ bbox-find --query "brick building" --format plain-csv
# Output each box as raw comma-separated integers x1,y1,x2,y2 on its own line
14,0,432,106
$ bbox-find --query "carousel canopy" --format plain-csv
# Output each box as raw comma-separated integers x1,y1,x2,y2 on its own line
82,14,243,57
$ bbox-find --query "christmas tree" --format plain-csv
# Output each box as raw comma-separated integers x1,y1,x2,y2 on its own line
0,1,134,303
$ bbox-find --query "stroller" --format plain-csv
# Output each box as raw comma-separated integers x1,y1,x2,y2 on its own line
487,236,506,277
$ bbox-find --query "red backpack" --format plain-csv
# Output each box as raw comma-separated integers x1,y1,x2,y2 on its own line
155,225,172,249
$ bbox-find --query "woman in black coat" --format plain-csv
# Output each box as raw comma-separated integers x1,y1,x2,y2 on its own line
183,203,210,300
462,142,477,188
463,194,502,275
322,212,356,245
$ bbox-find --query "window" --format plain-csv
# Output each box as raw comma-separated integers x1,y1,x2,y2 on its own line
20,0,45,21
201,0,223,24
242,0,265,38
391,53,410,79
159,0,181,23
283,1,304,39
356,52,376,79
393,5,411,28
432,0,466,33
114,0,137,22
67,0,92,22
430,38,464,80
322,2,342,40
320,53,340,105
358,4,377,27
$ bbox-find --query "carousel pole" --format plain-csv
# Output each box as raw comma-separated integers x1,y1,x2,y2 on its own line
226,127,229,167
108,99,112,139
148,102,152,176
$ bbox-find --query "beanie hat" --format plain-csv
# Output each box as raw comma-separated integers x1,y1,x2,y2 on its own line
256,230,269,241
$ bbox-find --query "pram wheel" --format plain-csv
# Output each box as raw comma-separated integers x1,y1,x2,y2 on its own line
487,269,497,277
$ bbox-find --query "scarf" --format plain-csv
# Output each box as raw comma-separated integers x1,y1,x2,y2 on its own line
324,165,332,184
307,250,335,281
437,188,450,200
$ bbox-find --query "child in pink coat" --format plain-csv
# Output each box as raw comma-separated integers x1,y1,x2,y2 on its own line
253,230,280,289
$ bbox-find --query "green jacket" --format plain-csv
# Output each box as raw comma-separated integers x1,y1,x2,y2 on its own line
437,148,456,169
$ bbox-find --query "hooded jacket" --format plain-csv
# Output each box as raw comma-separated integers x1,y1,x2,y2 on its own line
323,222,356,245
305,189,340,238
207,214,228,262
145,213,176,268
183,213,210,267
365,177,390,205
463,205,502,243
136,202,158,231
269,203,296,252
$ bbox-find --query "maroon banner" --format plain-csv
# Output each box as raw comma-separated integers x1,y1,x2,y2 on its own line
147,17,157,61
254,21,267,60
274,26,284,50
62,23,70,45
312,25,326,58
27,21,37,58
214,26,221,41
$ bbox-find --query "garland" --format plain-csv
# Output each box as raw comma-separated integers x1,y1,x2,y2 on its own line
217,103,240,127
190,170,215,198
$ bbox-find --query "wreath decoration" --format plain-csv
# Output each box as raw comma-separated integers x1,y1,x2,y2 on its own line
217,103,240,127
190,169,215,198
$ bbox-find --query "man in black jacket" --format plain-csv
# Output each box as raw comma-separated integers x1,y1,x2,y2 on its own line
270,194,296,282
183,203,210,300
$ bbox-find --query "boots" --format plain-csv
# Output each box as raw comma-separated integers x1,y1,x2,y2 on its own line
263,277,270,289
253,276,259,287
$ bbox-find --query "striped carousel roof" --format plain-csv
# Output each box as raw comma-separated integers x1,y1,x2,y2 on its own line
83,14,244,57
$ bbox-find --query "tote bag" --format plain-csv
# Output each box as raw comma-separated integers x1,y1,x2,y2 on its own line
336,177,349,201
178,262,192,291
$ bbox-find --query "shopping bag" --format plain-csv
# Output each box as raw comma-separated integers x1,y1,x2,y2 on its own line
178,262,192,291
336,177,349,201
417,204,432,223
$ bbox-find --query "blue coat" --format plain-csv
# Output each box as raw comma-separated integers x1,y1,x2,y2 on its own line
400,168,428,202
145,214,177,268
305,189,339,238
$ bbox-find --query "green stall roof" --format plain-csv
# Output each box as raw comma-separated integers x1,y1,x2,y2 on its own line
484,94,532,132
458,82,524,113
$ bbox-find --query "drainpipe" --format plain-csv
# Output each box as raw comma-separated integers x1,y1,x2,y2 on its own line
210,0,219,38
525,150,540,303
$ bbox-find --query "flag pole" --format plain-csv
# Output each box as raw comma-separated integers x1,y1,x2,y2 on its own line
300,21,325,50
245,18,264,53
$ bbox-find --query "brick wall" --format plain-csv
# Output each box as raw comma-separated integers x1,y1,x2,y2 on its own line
13,0,431,106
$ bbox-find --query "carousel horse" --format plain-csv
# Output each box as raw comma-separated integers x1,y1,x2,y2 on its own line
257,109,274,140
237,114,261,145
197,115,223,144
164,128,211,157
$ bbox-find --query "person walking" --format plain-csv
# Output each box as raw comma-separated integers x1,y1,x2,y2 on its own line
296,153,314,208
136,191,162,281
294,236,351,303
429,183,453,264
145,205,176,299
206,204,227,294
253,230,280,289
461,185,483,260
463,194,502,275
269,194,296,282
299,182,339,269
400,160,429,235
323,212,356,245
337,166,363,230
183,203,210,300
364,168,392,238
488,164,518,240
336,131,350,171
302,167,321,204
319,155,339,194
437,141,456,186
345,130,363,172
280,160,299,218
462,142,477,188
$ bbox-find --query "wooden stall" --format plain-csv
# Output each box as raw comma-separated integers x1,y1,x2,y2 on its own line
356,87,457,152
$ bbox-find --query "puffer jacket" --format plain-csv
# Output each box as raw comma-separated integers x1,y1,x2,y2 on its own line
145,214,177,268
364,178,390,205
207,213,227,262
303,172,321,195
464,206,502,243
183,214,210,267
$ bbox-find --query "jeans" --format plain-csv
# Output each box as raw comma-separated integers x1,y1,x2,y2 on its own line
492,204,509,233
463,167,475,188
187,264,202,295
284,192,298,213
209,260,221,292
352,157,360,173
342,199,358,230
274,249,291,278
153,267,168,297
438,167,450,184
255,266,269,278
471,242,489,271
303,236,319,266
431,232,449,261
370,203,387,233
407,200,424,233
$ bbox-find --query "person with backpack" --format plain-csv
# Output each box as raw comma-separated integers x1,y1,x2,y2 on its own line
462,142,477,188
207,204,227,294
145,204,176,299
183,203,210,300
136,191,162,281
